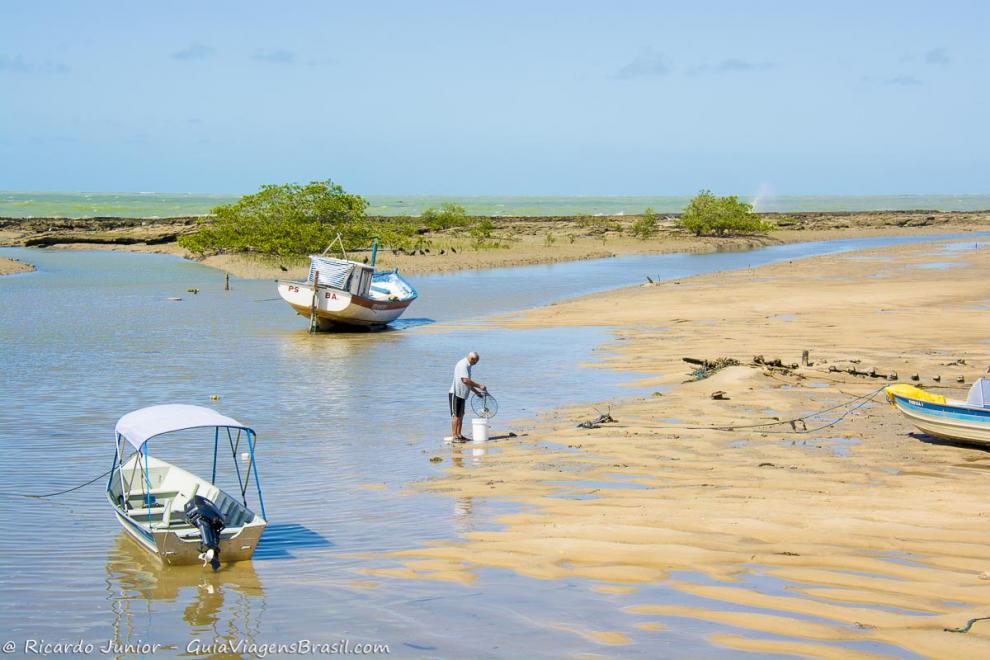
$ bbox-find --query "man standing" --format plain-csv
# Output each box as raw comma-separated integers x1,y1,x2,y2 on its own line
449,351,485,442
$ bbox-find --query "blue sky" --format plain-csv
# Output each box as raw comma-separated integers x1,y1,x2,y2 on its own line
0,1,986,195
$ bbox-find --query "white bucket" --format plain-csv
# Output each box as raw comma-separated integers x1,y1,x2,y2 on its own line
472,417,489,442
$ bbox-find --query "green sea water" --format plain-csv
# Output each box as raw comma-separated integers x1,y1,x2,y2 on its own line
1,191,989,218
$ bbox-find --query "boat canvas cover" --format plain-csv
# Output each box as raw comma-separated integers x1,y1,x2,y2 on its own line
309,256,355,289
967,378,990,408
371,271,416,301
115,404,250,450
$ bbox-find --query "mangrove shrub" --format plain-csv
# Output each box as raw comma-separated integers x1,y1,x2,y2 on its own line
630,208,659,239
178,180,415,256
679,190,773,236
420,202,470,230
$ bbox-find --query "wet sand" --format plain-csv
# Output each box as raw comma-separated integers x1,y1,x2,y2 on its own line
2,211,988,279
371,238,990,655
0,256,34,275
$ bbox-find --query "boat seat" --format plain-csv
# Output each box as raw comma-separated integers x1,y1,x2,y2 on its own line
129,505,168,521
200,485,222,503
126,488,177,498
126,489,178,504
225,508,248,527
162,482,200,528
152,519,196,531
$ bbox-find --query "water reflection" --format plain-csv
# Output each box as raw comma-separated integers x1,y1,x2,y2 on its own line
450,441,488,469
276,327,404,359
449,443,490,532
105,533,264,655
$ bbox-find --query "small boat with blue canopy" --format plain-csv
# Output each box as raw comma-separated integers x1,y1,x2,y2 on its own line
106,404,268,569
886,379,990,446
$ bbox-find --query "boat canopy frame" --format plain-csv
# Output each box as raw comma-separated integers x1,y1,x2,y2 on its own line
107,405,267,522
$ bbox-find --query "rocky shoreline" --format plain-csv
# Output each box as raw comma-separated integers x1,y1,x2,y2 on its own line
2,210,988,279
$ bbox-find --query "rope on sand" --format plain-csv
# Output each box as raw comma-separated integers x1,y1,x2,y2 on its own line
614,385,888,435
945,616,990,633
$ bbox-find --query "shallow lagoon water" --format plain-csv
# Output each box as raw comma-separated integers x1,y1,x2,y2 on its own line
0,232,984,657
915,261,963,270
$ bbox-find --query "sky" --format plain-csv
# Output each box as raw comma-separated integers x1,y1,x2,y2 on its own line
0,1,987,195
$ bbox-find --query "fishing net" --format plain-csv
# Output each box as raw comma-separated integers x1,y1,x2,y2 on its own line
471,392,498,419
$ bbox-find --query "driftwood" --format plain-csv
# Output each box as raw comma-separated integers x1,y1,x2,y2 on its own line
577,412,617,429
685,355,800,381
754,355,799,370
686,353,906,382
828,365,899,380
684,352,911,384
683,357,740,381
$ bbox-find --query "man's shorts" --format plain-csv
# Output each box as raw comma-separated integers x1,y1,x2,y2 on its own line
449,393,466,418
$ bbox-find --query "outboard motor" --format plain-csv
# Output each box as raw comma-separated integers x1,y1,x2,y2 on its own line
183,495,225,570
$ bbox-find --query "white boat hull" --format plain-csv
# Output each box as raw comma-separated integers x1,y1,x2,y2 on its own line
890,394,990,446
112,509,266,566
277,281,413,330
108,455,266,566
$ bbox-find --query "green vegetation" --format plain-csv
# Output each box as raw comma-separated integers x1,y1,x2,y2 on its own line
471,218,494,238
630,207,659,239
174,183,771,260
178,180,418,256
469,218,499,249
420,202,470,230
678,190,774,236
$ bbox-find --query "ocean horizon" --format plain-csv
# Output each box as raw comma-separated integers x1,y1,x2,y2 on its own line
1,191,989,218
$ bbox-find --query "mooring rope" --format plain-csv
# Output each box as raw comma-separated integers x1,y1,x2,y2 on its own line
612,385,888,435
0,468,112,499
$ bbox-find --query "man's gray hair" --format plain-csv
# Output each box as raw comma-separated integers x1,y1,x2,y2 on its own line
468,351,480,360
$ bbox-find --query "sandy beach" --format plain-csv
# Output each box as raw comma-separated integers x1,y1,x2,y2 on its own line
2,211,988,279
368,237,990,656
0,256,35,276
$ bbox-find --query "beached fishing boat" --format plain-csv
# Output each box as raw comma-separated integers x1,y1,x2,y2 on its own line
276,241,417,330
886,380,990,445
106,405,268,569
